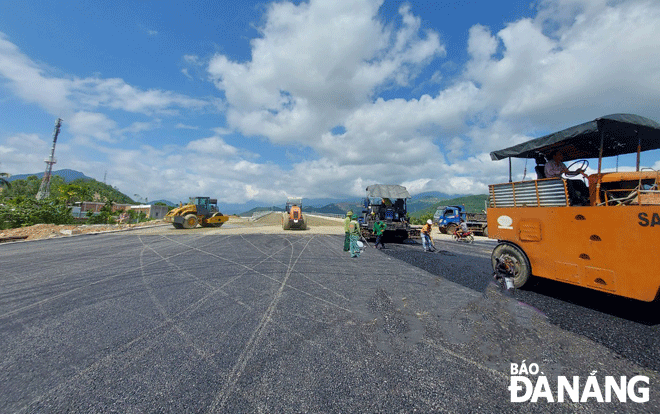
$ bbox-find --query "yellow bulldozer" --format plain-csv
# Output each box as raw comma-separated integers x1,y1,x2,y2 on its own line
282,197,306,230
164,197,229,229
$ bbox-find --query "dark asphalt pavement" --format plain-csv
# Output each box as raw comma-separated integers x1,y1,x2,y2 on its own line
380,237,660,372
1,232,658,413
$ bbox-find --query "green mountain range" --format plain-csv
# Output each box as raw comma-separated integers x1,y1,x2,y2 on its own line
239,194,489,219
408,194,489,220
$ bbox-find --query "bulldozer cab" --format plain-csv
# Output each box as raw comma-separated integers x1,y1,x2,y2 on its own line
190,197,218,217
285,197,302,213
488,114,660,302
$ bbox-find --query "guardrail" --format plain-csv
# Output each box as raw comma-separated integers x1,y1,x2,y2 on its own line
307,212,345,219
250,210,278,221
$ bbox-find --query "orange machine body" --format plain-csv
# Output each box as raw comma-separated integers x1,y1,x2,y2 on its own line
488,194,660,301
488,114,660,302
282,197,306,230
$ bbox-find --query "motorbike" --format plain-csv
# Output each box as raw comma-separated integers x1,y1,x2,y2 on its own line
452,229,474,244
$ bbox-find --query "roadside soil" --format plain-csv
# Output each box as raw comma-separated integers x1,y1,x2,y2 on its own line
0,212,467,242
0,212,347,242
0,221,165,242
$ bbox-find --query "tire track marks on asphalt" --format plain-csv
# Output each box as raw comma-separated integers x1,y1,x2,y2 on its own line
240,234,350,302
137,236,217,362
14,234,240,413
11,233,350,413
162,234,353,313
16,286,223,414
0,237,215,320
206,236,314,413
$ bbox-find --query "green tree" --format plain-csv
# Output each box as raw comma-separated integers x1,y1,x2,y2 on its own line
86,200,117,224
2,175,40,199
0,197,74,229
411,212,435,225
58,183,90,205
0,175,135,204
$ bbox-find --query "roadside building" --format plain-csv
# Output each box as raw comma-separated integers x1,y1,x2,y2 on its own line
130,204,168,219
75,202,168,219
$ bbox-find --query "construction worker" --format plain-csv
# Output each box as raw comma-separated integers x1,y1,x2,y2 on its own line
373,219,386,249
343,210,353,251
348,215,362,258
421,219,436,252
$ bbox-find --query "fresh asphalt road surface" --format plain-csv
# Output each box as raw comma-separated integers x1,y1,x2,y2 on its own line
379,236,660,373
1,231,658,413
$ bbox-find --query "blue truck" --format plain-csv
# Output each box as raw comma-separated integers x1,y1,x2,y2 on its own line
433,205,488,236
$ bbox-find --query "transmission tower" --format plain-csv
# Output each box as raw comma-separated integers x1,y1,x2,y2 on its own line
36,118,63,200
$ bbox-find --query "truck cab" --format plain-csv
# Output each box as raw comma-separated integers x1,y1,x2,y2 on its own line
434,205,489,236
435,205,465,234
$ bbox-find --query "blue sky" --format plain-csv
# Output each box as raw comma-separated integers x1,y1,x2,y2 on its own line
1,0,659,205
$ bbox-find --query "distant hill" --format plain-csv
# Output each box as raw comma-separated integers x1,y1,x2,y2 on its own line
407,192,453,213
235,193,484,219
410,191,451,200
239,203,347,217
149,199,176,207
305,204,346,215
410,194,489,220
7,169,94,183
1,169,134,204
238,206,284,216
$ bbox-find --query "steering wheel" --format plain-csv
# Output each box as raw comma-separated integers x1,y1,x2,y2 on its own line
564,159,589,177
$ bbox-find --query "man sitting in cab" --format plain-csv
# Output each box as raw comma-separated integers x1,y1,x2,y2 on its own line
544,150,590,205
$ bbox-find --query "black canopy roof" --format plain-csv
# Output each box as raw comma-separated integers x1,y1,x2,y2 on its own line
489,114,660,162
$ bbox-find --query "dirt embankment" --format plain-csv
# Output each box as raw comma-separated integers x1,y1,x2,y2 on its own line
0,214,470,242
215,213,345,235
0,221,165,242
0,213,347,242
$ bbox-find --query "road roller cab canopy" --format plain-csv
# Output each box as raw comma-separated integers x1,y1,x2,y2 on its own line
489,113,660,162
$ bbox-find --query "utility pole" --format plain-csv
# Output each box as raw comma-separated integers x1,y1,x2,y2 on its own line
36,118,63,200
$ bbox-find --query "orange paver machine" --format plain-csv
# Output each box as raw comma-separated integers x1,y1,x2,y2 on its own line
488,114,660,302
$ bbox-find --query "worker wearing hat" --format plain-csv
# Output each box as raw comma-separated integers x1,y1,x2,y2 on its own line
343,210,354,251
421,219,436,252
348,214,362,258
